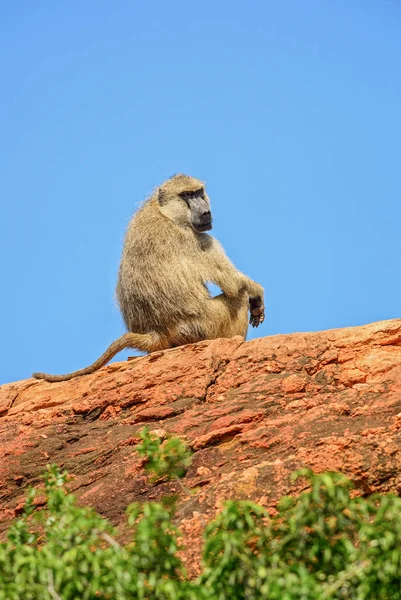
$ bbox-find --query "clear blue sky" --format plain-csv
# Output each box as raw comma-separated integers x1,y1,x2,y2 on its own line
1,1,400,384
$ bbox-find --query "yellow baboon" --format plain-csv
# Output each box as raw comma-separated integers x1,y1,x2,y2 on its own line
33,174,264,382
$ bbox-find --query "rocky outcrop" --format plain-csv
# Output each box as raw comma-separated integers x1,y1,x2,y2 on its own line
1,319,401,572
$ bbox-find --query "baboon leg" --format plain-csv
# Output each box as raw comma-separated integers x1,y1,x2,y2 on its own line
207,292,249,339
170,292,249,347
32,331,168,382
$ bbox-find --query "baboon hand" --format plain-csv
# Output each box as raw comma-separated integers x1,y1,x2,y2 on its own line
249,296,265,328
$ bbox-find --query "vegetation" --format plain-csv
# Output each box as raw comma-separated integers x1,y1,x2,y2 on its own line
1,429,401,599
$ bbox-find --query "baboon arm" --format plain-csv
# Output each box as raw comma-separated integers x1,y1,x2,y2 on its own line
214,267,263,300
206,240,264,300
205,239,265,328
211,265,265,328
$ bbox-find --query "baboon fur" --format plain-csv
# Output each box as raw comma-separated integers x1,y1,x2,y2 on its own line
33,174,265,382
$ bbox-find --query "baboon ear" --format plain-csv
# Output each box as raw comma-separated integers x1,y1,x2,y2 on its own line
158,189,167,206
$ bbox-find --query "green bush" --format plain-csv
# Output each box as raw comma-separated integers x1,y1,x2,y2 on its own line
1,430,401,599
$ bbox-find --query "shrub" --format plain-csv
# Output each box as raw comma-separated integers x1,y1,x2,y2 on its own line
1,431,401,599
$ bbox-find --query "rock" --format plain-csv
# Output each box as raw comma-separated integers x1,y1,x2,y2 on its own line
1,319,401,574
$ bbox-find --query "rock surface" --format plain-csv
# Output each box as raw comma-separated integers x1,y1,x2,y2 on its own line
1,319,401,572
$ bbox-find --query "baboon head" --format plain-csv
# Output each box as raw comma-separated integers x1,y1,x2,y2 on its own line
157,174,212,233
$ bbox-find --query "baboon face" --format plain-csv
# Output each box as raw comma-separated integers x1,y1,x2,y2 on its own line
158,174,213,233
180,187,212,232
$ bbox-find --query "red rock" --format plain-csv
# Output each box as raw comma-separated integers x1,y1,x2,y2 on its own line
196,466,211,476
0,319,401,574
191,424,245,451
130,405,178,423
282,375,307,393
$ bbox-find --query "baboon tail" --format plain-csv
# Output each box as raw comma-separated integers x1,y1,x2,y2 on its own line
32,331,164,383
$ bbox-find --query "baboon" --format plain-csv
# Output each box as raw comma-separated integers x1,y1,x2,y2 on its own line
33,174,265,382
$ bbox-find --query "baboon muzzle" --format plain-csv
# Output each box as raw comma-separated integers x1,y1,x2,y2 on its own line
193,210,212,232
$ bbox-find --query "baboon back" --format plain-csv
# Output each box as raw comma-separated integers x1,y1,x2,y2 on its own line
116,199,209,333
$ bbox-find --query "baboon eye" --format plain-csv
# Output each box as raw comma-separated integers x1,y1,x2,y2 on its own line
180,189,204,201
